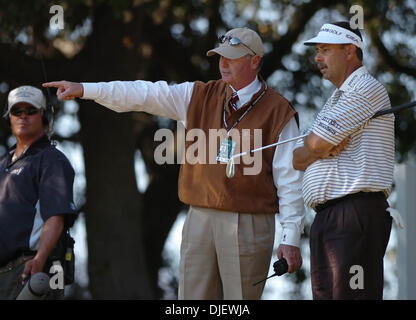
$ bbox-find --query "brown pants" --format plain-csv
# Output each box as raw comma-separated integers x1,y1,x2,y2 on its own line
178,206,275,300
310,192,392,300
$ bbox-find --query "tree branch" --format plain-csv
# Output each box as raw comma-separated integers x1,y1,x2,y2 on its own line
262,0,334,79
368,24,416,78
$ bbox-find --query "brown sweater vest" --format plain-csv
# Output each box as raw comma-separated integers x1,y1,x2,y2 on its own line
178,79,297,214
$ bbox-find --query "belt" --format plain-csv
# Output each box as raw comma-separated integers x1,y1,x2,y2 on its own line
315,191,385,213
0,251,37,274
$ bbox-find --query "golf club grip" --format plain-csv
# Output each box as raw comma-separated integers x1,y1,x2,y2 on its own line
372,101,416,118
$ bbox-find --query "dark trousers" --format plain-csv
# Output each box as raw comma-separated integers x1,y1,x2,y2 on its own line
0,262,25,299
0,255,64,300
310,192,392,300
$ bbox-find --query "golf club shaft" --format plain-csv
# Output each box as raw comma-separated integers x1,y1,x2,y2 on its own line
372,100,416,118
231,134,308,160
231,100,416,160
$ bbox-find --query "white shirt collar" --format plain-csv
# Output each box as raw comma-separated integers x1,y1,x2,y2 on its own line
339,66,367,92
230,76,262,109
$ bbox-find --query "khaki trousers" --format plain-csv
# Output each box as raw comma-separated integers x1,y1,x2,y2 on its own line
179,206,275,300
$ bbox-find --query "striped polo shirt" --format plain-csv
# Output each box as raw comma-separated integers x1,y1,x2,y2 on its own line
297,66,395,209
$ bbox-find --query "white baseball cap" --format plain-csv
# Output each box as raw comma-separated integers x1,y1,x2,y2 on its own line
207,27,264,59
7,85,46,113
304,23,363,49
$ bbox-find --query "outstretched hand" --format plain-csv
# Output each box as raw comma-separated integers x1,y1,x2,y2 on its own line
43,81,83,100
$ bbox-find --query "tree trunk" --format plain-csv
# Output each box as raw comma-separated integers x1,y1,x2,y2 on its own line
79,101,153,298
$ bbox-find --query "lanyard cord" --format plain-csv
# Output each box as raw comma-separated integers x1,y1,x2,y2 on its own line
222,84,268,134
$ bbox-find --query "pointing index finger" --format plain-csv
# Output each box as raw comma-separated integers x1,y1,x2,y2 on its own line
42,81,65,88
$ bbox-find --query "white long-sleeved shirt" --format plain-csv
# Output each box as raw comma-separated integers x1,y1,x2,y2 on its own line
81,77,305,247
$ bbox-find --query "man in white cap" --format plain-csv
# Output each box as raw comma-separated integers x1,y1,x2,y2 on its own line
44,27,305,300
293,22,395,299
0,85,77,299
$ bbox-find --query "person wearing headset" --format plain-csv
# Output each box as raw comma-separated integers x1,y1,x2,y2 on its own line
0,85,77,299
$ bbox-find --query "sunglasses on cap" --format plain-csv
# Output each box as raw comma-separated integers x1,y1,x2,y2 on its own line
10,106,40,117
219,35,257,56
